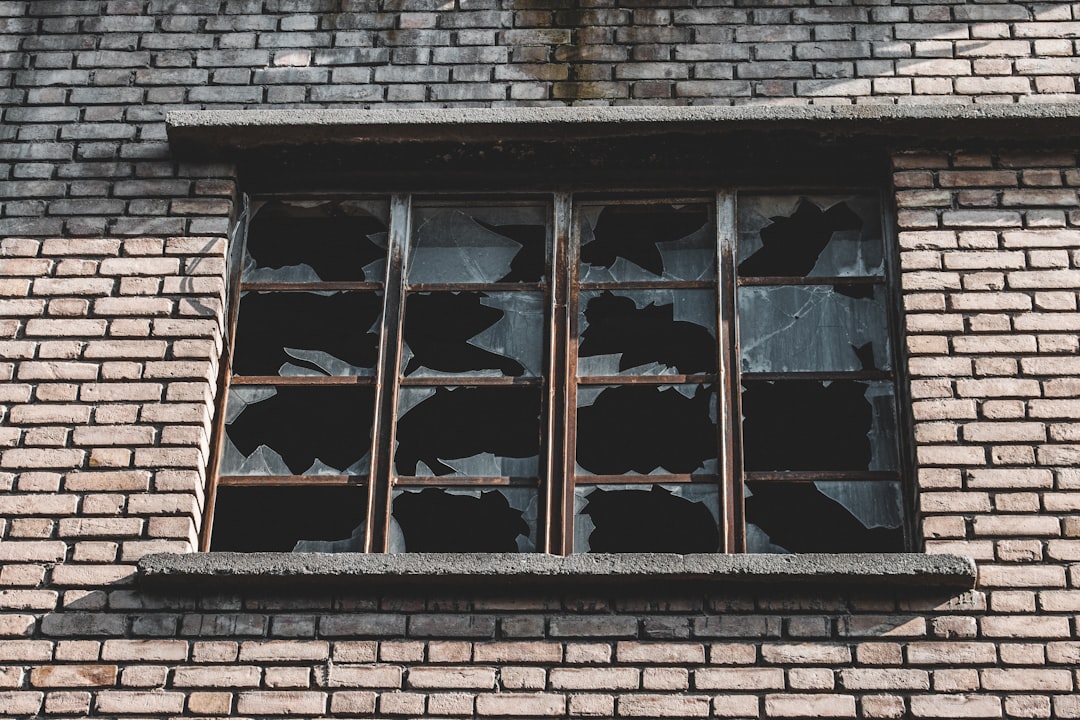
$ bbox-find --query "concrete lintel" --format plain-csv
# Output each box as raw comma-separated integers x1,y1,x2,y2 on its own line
139,552,977,591
166,103,1080,154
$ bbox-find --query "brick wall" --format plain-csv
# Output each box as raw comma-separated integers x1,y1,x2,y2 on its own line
2,1,1080,718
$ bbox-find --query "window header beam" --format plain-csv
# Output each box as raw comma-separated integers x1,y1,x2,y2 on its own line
167,103,1080,156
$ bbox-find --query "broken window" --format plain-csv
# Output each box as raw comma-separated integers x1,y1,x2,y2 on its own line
205,192,907,554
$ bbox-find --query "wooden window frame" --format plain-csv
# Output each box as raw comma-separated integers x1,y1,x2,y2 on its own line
202,189,908,555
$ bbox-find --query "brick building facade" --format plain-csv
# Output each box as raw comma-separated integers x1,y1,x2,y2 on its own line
2,1,1080,718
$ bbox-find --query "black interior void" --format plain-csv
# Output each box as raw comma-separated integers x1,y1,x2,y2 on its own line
232,292,381,376
577,386,716,475
579,291,715,373
247,201,386,281
226,386,375,475
474,219,546,283
581,204,709,275
210,485,366,552
395,386,540,476
738,199,862,277
392,488,529,551
581,485,720,553
402,292,525,377
745,481,903,552
741,379,872,471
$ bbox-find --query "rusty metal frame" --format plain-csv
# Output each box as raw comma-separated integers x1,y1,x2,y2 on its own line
203,188,908,555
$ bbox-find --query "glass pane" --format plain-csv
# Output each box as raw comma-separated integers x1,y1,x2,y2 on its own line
232,291,382,377
221,385,375,476
210,485,367,553
740,379,898,472
395,386,541,477
578,202,713,282
402,291,544,378
574,483,720,553
409,204,549,284
389,486,537,553
737,194,883,278
244,199,389,282
576,384,718,475
744,480,903,553
578,289,716,376
738,285,890,373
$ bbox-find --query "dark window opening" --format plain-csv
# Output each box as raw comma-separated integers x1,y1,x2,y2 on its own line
204,192,907,555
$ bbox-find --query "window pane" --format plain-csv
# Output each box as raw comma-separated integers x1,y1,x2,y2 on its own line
737,195,883,278
395,386,541,477
578,289,716,377
221,385,375,476
401,291,544,378
574,483,720,553
409,205,549,284
390,486,537,552
232,291,382,377
738,284,890,373
744,480,903,553
578,202,713,282
740,379,898,472
210,485,367,552
244,199,389,282
576,384,718,475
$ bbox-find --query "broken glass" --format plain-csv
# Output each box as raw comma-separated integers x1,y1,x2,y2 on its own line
401,291,543,378
209,485,367,552
738,285,890,373
737,195,884,278
221,385,374,476
573,483,720,553
576,384,718,475
408,204,549,284
395,386,541,477
578,202,714,282
740,379,898,472
744,480,903,553
578,289,716,376
232,291,382,377
243,199,389,283
389,486,537,553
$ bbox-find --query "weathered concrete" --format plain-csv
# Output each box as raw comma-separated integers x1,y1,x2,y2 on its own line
167,103,1080,153
139,552,977,590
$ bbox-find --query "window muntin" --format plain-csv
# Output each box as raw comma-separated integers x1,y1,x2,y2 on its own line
205,191,905,555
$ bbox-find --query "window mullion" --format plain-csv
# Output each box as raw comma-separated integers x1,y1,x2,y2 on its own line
542,192,574,555
364,193,411,553
715,190,743,553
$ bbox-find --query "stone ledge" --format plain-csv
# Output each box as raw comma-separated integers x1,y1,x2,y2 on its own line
167,103,1080,153
139,552,976,591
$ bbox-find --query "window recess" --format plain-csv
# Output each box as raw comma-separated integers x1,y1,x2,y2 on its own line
203,191,908,555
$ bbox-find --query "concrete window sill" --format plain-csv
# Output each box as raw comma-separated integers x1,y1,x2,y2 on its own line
138,552,976,591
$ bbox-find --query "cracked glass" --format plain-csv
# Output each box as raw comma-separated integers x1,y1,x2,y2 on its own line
395,386,541,478
243,199,389,283
409,205,549,284
221,385,374,476
578,289,717,377
576,384,718,476
401,291,544,378
744,480,903,553
389,486,538,553
232,291,382,377
737,195,884,278
738,285,890,373
574,483,720,553
578,202,714,282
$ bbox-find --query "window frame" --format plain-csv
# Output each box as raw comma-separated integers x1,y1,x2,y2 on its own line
202,188,911,555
